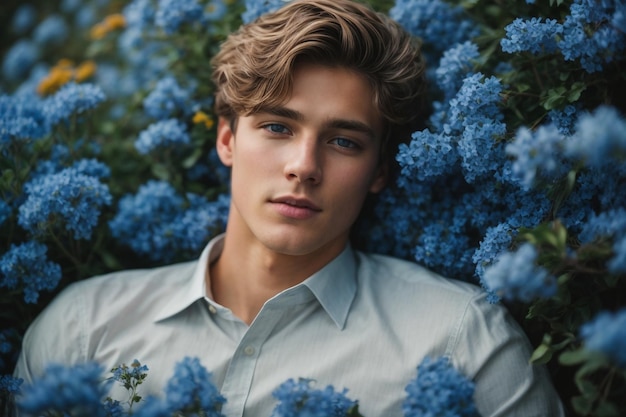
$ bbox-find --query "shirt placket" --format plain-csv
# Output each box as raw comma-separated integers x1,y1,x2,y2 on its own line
218,307,282,417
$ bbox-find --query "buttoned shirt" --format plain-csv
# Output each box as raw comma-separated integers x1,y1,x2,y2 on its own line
15,234,564,416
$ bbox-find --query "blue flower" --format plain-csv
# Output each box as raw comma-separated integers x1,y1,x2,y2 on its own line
156,0,205,34
0,241,62,304
558,0,626,73
548,105,579,136
143,76,195,120
579,208,626,273
473,222,516,301
482,242,558,303
109,181,228,261
44,82,106,126
436,41,480,100
0,93,49,143
390,0,479,63
163,357,226,414
1,39,40,82
458,121,506,183
396,130,458,181
0,375,23,396
271,378,357,417
18,166,112,240
500,17,563,55
0,199,10,227
580,308,626,367
10,4,37,34
135,118,191,154
17,362,111,417
505,124,571,190
33,14,69,46
565,105,626,168
403,356,478,417
204,0,228,21
447,73,504,134
242,0,289,24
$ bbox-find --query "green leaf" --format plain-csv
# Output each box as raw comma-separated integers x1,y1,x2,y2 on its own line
572,394,594,415
530,342,553,364
567,82,587,102
559,348,589,366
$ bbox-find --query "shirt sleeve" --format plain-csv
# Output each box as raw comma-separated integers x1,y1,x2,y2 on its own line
13,283,87,384
450,292,565,417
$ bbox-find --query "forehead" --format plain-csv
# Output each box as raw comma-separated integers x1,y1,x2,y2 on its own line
285,63,383,137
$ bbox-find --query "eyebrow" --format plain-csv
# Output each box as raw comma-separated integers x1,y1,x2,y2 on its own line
259,106,378,141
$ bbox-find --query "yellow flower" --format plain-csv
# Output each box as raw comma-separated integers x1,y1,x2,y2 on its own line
90,13,126,40
75,60,97,82
193,111,215,129
37,61,75,95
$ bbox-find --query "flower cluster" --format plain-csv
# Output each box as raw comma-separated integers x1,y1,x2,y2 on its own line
271,378,358,417
580,308,626,367
1,0,626,415
403,356,478,417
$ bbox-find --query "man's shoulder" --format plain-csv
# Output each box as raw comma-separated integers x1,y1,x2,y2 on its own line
58,259,197,303
355,250,483,300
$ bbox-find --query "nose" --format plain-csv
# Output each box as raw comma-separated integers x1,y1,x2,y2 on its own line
284,138,322,185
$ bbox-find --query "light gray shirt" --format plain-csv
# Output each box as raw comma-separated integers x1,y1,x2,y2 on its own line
15,234,564,416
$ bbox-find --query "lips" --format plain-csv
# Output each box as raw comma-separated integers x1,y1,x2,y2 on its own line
270,196,321,219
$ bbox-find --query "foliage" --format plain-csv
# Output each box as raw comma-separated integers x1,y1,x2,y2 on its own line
1,0,626,416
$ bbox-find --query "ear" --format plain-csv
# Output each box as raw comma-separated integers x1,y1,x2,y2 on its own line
368,164,388,194
215,117,234,167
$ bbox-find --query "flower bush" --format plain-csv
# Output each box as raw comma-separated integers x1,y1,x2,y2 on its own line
1,0,625,416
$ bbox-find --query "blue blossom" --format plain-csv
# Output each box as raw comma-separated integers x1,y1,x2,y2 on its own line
548,105,579,136
565,105,626,168
204,0,228,21
396,130,458,181
61,0,82,13
0,375,23,395
0,328,20,372
33,14,69,46
109,181,228,262
403,356,478,417
579,209,626,273
242,0,289,24
44,82,106,125
473,222,516,297
390,0,479,62
482,242,557,303
110,359,149,383
505,124,571,190
580,308,626,367
143,76,195,120
11,4,37,34
18,166,112,240
0,200,11,227
156,0,205,34
2,39,40,81
271,378,357,417
0,241,61,304
17,362,111,417
436,41,480,100
500,17,563,55
0,93,49,143
447,73,504,133
75,5,99,28
124,0,157,28
558,0,626,72
70,158,111,179
162,357,226,414
458,121,506,183
135,118,191,154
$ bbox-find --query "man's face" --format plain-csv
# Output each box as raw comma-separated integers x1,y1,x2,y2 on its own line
216,63,387,259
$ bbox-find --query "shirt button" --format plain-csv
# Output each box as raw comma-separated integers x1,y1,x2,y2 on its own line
207,304,217,314
244,346,255,356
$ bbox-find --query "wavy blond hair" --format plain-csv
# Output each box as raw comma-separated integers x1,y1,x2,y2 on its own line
212,0,427,164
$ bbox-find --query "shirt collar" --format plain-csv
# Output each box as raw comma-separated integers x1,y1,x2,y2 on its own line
154,234,358,329
153,235,223,322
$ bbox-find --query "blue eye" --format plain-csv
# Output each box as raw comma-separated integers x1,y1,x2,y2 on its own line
264,123,290,134
332,137,359,149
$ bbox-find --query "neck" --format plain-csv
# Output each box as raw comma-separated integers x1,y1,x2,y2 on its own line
209,229,346,325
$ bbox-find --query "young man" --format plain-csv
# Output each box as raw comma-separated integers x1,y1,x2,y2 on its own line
15,0,564,415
